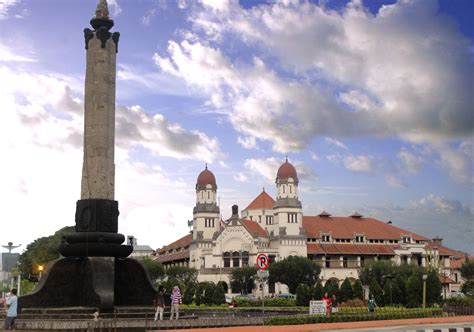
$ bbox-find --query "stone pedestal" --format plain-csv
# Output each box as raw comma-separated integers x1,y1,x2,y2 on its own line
19,257,156,312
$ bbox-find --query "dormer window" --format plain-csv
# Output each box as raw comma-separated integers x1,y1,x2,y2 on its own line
355,236,364,243
321,235,331,242
402,236,411,244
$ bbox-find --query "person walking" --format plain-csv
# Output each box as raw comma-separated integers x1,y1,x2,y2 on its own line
170,286,182,320
154,286,165,321
3,288,17,330
368,294,377,313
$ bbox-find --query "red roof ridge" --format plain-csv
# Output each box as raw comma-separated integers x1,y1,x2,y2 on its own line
156,233,192,254
243,190,275,211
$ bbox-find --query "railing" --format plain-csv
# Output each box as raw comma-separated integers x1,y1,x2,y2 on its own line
200,267,235,274
313,260,361,268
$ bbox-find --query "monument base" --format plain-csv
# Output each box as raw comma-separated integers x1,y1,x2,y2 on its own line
19,257,156,312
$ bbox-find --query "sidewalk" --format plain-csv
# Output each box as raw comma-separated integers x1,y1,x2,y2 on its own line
158,315,474,332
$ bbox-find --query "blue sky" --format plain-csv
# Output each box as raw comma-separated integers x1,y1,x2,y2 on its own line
0,0,472,254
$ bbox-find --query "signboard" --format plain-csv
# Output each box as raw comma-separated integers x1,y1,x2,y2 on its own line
256,253,269,271
257,270,269,279
309,300,326,315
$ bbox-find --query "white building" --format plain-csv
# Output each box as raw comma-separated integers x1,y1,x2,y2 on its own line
155,160,468,296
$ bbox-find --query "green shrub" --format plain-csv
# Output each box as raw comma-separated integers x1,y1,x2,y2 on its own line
296,284,311,306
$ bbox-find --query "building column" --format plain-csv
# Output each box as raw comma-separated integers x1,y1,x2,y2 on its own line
340,256,344,268
421,256,426,267
357,256,361,268
407,256,411,265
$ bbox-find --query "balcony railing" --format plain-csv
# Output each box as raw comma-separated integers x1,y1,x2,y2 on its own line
313,260,361,269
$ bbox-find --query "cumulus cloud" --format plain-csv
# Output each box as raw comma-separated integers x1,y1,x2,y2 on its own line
435,141,473,186
398,149,423,174
343,155,373,173
0,63,218,249
116,105,220,162
244,157,317,183
0,43,36,62
237,136,257,149
154,0,473,155
362,194,474,254
0,0,19,20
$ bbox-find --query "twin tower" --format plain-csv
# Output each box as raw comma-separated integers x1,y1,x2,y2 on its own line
192,159,303,240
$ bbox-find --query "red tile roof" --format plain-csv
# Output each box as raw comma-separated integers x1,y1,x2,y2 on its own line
308,243,396,255
243,190,275,211
156,233,192,255
440,275,455,284
241,219,269,238
303,216,428,241
155,250,190,263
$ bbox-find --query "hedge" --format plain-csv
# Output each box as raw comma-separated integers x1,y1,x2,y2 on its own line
264,308,443,325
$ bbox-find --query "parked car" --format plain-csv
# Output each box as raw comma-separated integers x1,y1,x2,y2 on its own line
275,293,296,300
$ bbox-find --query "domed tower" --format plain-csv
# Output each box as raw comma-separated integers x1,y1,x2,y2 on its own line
274,158,303,237
192,165,220,242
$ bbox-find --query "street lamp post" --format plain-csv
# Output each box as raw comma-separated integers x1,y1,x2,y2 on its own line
38,265,44,281
422,274,428,309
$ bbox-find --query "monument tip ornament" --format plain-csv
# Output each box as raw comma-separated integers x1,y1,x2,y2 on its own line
19,0,156,312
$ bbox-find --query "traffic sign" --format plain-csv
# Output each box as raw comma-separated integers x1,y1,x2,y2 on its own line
257,270,269,279
256,253,269,271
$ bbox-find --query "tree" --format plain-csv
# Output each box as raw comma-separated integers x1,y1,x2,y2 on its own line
426,269,442,305
139,258,165,283
390,280,403,305
296,284,311,306
323,278,339,298
406,273,422,307
165,266,198,304
195,282,223,306
18,226,74,278
312,282,324,300
395,274,407,306
214,282,226,305
360,261,394,287
339,278,353,303
460,260,474,279
353,279,364,300
269,256,320,294
369,279,383,305
230,267,257,294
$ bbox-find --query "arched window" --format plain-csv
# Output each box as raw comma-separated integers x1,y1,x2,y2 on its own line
208,191,210,199
283,185,285,194
223,252,231,268
232,251,240,267
242,251,249,267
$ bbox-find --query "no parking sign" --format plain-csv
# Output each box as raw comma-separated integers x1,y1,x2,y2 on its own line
256,253,269,271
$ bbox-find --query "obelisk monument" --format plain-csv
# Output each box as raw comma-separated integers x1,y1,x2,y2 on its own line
19,0,156,311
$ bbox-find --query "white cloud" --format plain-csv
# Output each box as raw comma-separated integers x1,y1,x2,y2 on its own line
198,0,232,13
244,157,280,182
234,172,248,182
142,8,156,26
0,43,36,62
107,0,122,17
244,157,317,183
0,0,19,20
343,155,373,173
0,63,220,250
237,136,257,149
364,195,474,254
385,174,405,188
325,137,348,149
435,141,474,186
398,149,423,174
171,0,474,151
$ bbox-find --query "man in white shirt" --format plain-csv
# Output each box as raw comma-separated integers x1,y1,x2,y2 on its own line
3,288,17,330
